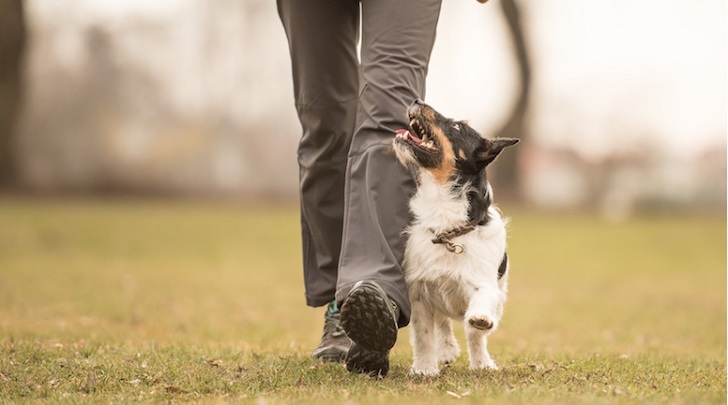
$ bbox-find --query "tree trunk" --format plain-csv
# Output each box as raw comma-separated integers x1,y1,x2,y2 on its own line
490,0,530,201
0,0,26,189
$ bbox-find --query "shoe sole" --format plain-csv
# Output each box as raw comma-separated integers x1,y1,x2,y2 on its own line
345,343,390,377
340,281,398,352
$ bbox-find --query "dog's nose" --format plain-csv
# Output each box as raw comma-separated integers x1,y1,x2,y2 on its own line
408,99,424,118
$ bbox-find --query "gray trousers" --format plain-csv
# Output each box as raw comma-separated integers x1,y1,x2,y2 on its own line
277,0,442,327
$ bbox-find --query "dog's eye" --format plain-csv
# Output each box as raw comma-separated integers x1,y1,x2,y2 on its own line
452,123,460,131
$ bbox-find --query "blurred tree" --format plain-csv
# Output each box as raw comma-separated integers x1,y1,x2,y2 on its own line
490,0,530,200
0,0,25,189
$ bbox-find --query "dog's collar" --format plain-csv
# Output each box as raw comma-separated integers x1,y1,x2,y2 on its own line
430,224,477,254
431,227,509,280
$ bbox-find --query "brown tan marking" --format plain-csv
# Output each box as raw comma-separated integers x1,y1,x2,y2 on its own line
426,126,456,183
420,105,436,121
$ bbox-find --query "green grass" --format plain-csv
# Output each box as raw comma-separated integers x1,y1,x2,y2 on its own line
0,198,725,403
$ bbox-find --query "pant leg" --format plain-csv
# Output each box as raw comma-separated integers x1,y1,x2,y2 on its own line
335,0,443,327
277,0,360,307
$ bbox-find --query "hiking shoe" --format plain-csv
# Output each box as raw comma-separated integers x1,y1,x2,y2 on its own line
311,301,351,362
340,280,399,376
345,342,391,377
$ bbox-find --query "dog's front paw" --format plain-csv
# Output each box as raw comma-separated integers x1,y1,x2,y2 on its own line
466,315,495,331
469,358,498,371
410,365,440,376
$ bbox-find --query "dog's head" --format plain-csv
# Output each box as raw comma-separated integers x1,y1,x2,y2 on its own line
393,100,519,184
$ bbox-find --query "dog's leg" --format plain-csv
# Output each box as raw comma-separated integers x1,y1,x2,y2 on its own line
464,288,500,370
409,300,439,376
434,313,460,364
464,324,497,370
464,287,501,333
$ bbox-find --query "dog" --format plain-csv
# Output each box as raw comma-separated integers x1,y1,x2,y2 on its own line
393,99,518,376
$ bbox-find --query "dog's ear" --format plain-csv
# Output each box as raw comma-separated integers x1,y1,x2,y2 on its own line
476,138,520,167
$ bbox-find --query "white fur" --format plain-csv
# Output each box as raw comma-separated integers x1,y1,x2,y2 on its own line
404,170,509,376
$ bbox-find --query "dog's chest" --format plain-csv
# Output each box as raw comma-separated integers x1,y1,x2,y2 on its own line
405,223,505,310
404,181,507,317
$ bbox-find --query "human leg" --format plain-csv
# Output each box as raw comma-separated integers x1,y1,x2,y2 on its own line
277,0,360,307
338,0,443,375
336,0,443,330
277,0,360,361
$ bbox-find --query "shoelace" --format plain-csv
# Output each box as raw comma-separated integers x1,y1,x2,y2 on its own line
331,324,345,337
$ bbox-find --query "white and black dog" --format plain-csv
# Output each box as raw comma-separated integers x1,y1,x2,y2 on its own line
393,99,519,376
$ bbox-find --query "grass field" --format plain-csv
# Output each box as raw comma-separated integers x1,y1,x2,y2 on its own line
0,197,725,403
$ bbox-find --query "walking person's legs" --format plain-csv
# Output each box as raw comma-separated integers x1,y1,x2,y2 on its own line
278,0,443,375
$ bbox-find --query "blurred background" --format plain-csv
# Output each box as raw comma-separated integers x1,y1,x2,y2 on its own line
0,3,725,397
0,0,725,214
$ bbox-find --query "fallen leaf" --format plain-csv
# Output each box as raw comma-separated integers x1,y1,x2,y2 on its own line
204,359,222,367
446,391,462,399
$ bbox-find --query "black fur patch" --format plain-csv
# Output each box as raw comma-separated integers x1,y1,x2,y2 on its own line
498,252,508,279
421,108,503,226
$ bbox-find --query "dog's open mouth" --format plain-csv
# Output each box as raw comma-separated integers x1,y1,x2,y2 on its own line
395,119,438,153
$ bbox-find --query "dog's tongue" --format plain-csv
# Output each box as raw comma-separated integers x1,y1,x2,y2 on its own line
396,128,421,144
